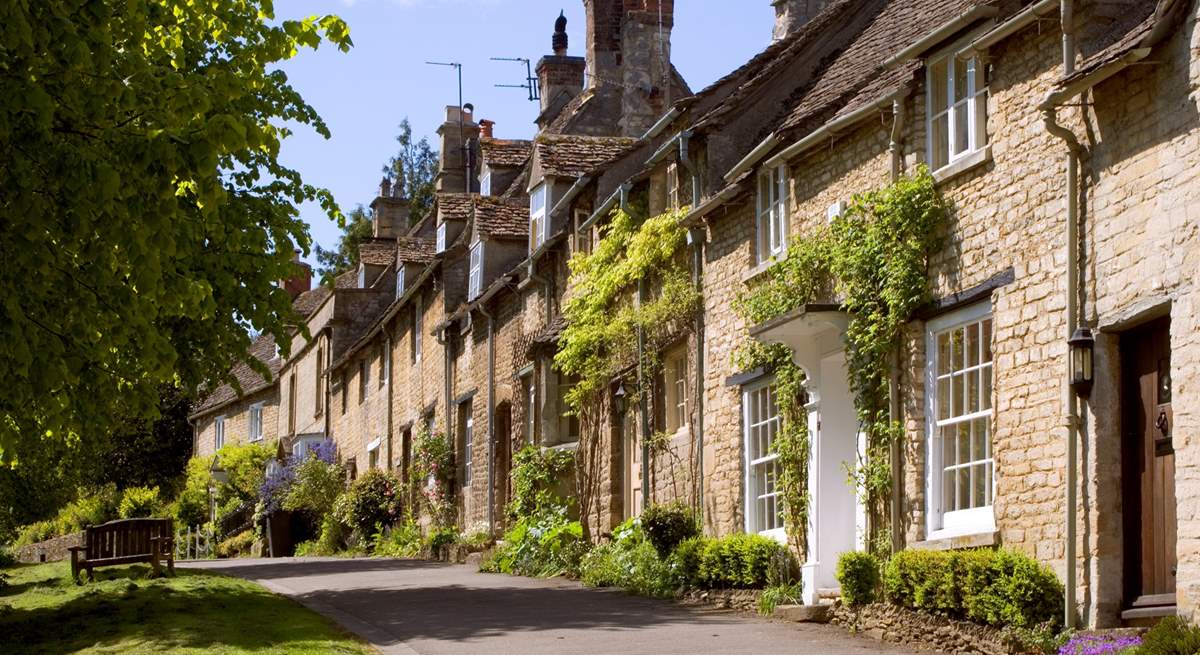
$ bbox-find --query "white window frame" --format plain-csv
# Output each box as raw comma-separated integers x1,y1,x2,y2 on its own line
358,359,368,404
459,402,474,485
925,301,995,539
756,165,789,264
480,165,492,196
214,415,226,450
926,50,988,172
522,372,536,443
379,343,388,388
292,434,325,460
573,209,592,255
556,373,579,444
356,263,366,288
742,380,785,541
248,403,264,442
367,437,382,470
529,182,549,253
436,222,448,253
663,348,688,433
666,161,680,210
396,267,405,299
469,241,484,300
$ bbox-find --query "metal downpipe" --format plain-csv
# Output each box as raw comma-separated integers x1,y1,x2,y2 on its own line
679,133,706,526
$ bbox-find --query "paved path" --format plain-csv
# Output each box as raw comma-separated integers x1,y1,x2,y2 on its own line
184,558,928,655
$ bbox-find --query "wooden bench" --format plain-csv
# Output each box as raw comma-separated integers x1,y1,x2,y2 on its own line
68,518,175,582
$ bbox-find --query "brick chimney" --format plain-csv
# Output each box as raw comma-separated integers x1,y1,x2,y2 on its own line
536,11,586,131
435,105,481,193
281,250,312,299
772,0,832,41
479,119,495,139
619,0,674,137
371,176,411,238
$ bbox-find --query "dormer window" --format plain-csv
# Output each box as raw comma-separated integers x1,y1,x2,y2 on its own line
396,267,405,298
666,162,680,210
927,53,987,171
480,166,492,196
469,241,484,300
357,263,366,288
436,223,448,253
530,182,549,253
756,165,789,264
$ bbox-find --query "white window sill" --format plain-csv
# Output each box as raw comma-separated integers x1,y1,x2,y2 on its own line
915,528,999,551
932,145,992,185
741,260,777,285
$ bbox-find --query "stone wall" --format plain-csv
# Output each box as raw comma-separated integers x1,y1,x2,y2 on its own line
193,386,280,458
15,532,83,564
830,603,1027,655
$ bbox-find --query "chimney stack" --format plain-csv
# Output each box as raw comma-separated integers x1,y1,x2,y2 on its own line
619,0,674,137
281,250,312,299
536,12,586,130
371,176,411,238
772,0,832,41
435,105,481,193
479,119,495,139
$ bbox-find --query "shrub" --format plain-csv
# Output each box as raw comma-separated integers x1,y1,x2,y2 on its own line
640,502,699,558
694,534,796,589
483,505,585,578
836,551,881,606
758,582,803,616
336,469,402,538
458,521,492,550
217,529,255,558
426,526,459,558
506,444,574,521
580,519,679,599
283,455,344,519
118,486,162,518
882,548,1063,629
372,519,423,559
12,485,124,547
0,546,16,568
669,536,708,586
174,455,216,527
1132,616,1200,655
312,512,350,556
216,442,275,504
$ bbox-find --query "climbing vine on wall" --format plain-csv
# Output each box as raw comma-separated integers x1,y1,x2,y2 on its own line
735,166,948,557
554,206,699,539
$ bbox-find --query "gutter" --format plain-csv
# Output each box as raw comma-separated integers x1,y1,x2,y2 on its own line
724,135,780,185
640,106,683,142
888,84,911,553
479,304,497,534
549,175,591,219
682,178,747,226
961,0,1059,57
880,4,1000,69
762,88,907,171
580,183,630,233
679,132,706,527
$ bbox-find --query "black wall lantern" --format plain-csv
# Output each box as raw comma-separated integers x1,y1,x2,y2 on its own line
1068,327,1095,396
613,382,627,415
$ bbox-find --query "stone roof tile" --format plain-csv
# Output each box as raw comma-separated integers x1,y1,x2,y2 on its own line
480,138,532,168
535,134,638,179
474,197,529,240
191,333,281,418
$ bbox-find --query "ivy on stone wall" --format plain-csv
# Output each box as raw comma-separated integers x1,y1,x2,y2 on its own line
735,166,948,557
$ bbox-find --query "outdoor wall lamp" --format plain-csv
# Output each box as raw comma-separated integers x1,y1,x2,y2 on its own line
613,382,627,415
1068,327,1095,397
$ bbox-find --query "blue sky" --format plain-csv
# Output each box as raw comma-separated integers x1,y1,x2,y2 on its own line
276,1,773,264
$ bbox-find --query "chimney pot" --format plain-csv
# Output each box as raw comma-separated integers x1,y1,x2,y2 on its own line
553,10,569,55
480,119,495,139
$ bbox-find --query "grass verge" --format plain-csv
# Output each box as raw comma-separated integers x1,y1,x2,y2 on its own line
0,561,375,654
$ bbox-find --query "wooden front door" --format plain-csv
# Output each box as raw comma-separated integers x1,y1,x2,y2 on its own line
1121,317,1176,611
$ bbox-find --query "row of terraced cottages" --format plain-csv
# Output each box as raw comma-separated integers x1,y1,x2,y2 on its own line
190,0,1200,628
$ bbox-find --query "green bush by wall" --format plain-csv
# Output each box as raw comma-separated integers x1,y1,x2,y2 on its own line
835,551,881,606
640,502,699,559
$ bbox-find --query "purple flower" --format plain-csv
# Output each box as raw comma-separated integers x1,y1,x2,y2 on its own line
1058,633,1142,655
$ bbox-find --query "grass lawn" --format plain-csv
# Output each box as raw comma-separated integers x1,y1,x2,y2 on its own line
0,561,375,654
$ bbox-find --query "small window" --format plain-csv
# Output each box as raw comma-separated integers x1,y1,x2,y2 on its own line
927,52,987,171
826,200,844,223
480,166,492,196
436,222,448,253
574,209,592,255
666,162,680,210
655,347,688,433
522,373,537,443
340,371,348,415
756,165,789,264
412,297,423,364
396,267,405,299
743,381,784,538
287,373,297,434
368,441,381,470
926,302,994,537
530,182,549,253
458,401,474,485
379,344,388,388
214,415,226,450
469,241,484,300
358,360,368,404
556,373,580,443
249,403,264,442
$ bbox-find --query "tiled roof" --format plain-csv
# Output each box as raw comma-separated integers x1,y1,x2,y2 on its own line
396,236,435,264
437,193,475,222
191,332,282,417
293,286,330,317
501,161,532,198
474,196,529,240
535,134,638,179
1062,0,1184,86
480,138,532,168
772,0,982,138
358,239,395,267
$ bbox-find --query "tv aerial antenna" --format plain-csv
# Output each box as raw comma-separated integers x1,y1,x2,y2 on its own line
490,57,539,102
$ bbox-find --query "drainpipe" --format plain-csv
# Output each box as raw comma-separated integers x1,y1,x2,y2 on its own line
1043,0,1080,628
479,305,497,534
679,132,706,526
626,189,651,511
888,85,910,553
386,328,395,474
437,324,454,468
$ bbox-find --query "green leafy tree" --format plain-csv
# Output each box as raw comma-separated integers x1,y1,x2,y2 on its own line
0,2,351,464
383,118,438,224
314,205,374,281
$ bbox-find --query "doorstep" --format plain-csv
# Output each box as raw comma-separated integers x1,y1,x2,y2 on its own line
773,604,832,623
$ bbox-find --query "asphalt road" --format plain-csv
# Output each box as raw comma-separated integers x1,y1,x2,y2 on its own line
185,557,931,655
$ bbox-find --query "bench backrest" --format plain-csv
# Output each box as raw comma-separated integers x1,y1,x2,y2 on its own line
85,518,173,559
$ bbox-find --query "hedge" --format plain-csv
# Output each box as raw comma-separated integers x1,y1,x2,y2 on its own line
882,548,1063,629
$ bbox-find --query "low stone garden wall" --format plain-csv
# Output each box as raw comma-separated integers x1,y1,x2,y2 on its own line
831,602,1030,655
679,588,763,613
15,532,84,564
